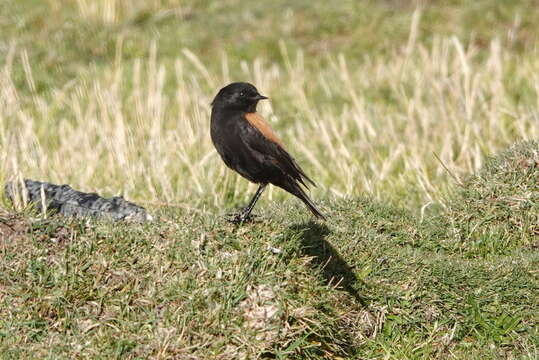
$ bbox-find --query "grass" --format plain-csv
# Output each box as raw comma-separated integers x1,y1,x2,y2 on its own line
444,140,539,256
2,0,539,208
1,192,538,358
1,0,538,358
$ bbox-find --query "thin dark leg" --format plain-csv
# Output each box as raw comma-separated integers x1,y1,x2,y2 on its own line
232,183,267,224
242,183,267,218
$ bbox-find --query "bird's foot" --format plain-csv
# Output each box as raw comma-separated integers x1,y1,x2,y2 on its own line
227,210,257,224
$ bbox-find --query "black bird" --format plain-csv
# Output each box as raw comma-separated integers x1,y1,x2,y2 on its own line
210,82,325,223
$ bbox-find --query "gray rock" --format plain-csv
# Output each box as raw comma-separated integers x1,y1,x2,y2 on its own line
5,179,152,222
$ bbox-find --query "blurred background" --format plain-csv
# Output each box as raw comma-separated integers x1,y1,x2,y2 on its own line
1,0,538,211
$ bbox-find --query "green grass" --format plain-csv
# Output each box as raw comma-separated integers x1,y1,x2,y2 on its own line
2,0,539,208
444,140,539,256
1,187,538,358
1,0,539,358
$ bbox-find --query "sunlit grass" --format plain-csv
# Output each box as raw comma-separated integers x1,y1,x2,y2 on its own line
74,0,187,25
2,33,538,211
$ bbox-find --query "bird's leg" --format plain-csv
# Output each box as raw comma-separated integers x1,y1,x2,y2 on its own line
232,183,267,224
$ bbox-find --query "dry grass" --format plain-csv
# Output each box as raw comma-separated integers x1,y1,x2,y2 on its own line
71,0,188,25
1,27,538,210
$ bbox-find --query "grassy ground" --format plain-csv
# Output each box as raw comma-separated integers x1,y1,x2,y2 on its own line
1,0,538,358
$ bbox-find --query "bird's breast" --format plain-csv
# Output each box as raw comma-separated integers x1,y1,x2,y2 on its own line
210,110,245,158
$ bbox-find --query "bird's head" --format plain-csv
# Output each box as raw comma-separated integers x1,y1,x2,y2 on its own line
211,82,268,112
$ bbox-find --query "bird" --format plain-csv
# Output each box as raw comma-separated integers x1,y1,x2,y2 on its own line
210,82,325,223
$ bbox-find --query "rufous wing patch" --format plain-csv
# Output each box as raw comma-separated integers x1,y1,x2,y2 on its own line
244,112,284,147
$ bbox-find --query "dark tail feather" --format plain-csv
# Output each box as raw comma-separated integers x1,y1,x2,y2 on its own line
283,180,326,220
302,195,326,220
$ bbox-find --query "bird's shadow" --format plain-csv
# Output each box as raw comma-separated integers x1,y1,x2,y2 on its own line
287,221,367,306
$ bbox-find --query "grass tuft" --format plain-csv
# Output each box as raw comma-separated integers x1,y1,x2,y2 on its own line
443,140,539,255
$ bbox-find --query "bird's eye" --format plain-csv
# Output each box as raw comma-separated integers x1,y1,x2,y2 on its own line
239,92,245,97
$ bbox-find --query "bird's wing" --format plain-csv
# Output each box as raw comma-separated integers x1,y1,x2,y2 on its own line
244,112,285,148
241,112,315,187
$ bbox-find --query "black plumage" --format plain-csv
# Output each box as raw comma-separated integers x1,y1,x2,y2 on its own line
210,82,325,223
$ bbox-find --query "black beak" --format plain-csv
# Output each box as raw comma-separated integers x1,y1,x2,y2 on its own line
255,94,268,100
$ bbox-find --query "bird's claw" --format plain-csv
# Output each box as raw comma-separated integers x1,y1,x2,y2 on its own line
227,210,257,224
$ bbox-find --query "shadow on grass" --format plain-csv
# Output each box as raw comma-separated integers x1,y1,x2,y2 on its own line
289,221,367,306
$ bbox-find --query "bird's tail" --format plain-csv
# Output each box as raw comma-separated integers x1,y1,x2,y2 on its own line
284,180,326,220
